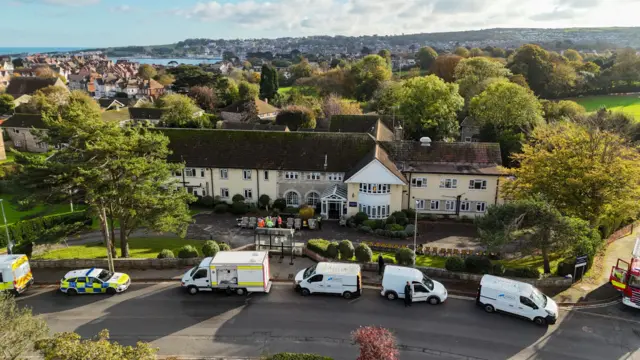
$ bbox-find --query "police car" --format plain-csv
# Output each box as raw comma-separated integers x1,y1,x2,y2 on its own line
59,268,131,295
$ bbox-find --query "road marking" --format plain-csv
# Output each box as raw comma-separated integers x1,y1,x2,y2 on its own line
348,297,361,304
573,309,640,325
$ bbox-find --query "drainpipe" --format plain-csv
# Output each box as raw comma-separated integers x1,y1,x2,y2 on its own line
209,168,215,198
407,172,412,210
255,169,260,203
494,177,500,205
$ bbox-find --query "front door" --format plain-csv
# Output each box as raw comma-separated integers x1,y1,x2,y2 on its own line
328,202,340,219
412,282,429,302
192,268,210,289
518,296,539,320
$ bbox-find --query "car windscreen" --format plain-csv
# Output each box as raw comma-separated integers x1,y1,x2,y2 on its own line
422,275,434,291
303,264,317,279
97,270,113,282
531,287,547,307
628,274,640,289
189,267,198,277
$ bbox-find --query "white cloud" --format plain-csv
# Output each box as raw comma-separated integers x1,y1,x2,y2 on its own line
173,0,640,37
110,4,131,13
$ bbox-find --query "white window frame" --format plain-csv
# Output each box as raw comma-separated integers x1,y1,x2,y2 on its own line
285,191,299,207
464,137,472,143
285,171,299,180
445,200,456,211
243,169,252,180
220,169,228,180
460,201,471,212
306,172,321,181
430,200,440,211
411,177,427,188
220,188,229,198
264,171,269,181
476,202,487,213
415,199,426,210
200,169,205,178
184,168,196,177
469,179,487,190
244,189,253,200
358,183,391,194
306,192,320,206
440,178,458,189
328,173,343,181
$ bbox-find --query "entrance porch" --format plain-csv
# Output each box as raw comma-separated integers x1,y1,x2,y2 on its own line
320,184,348,220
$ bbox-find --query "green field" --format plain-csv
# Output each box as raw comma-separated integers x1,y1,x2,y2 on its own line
573,95,640,120
278,86,292,95
33,237,205,259
0,195,81,225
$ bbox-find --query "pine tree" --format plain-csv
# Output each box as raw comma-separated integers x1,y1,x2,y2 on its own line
259,64,279,100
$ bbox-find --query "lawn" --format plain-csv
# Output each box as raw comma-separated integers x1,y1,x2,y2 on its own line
0,195,81,225
278,86,292,95
0,152,16,164
573,95,640,120
101,109,131,123
33,237,205,260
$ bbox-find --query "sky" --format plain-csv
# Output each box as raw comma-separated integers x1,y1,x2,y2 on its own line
2,0,640,47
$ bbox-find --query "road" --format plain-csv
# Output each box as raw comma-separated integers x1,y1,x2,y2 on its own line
18,284,640,360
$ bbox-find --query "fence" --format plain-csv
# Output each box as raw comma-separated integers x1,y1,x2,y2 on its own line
606,221,639,245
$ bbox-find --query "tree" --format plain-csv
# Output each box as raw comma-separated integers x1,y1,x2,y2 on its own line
398,75,464,140
378,49,392,67
24,85,71,117
564,49,583,62
350,54,392,101
36,329,157,360
454,57,512,101
371,80,402,115
454,47,470,58
137,64,157,80
290,58,313,80
541,99,585,123
508,74,529,89
576,108,640,141
469,48,484,57
546,63,578,98
0,93,15,115
508,44,553,96
259,64,279,100
431,54,463,82
322,93,362,119
476,199,601,273
491,47,506,58
154,73,175,86
188,86,217,112
11,58,24,68
238,81,259,101
215,77,239,106
158,94,203,128
352,326,398,360
275,105,316,130
502,122,640,226
469,79,543,132
0,293,49,360
167,65,218,89
35,66,56,78
416,46,438,70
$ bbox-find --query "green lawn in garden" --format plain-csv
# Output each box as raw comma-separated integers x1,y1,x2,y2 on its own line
499,254,564,275
573,95,640,120
33,237,205,260
101,109,131,123
0,195,82,225
0,152,15,164
278,86,292,95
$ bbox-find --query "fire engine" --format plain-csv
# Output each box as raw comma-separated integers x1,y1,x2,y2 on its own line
610,238,640,308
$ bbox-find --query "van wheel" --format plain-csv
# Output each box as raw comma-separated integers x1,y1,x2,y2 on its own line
106,287,116,295
187,286,198,295
236,288,246,296
428,296,440,305
386,292,397,300
301,288,310,296
67,289,77,296
343,291,353,299
534,317,546,326
484,304,495,313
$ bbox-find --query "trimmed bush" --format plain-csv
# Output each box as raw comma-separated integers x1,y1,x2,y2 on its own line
492,263,506,276
157,249,175,259
402,208,416,220
268,353,333,360
386,224,404,232
354,212,368,225
385,216,396,225
391,211,408,226
355,243,373,263
230,202,249,215
395,248,416,266
405,224,416,236
307,239,331,257
362,219,379,230
505,266,541,279
259,194,271,208
339,240,355,260
445,256,465,272
464,255,492,274
178,245,199,258
213,203,229,213
199,195,215,207
393,231,408,238
232,194,245,203
273,198,287,211
326,242,340,259
202,240,220,257
358,226,373,234
374,228,385,236
217,242,231,251
298,205,315,220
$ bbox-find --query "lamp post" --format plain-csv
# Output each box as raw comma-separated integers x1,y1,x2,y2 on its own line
0,199,13,254
413,198,418,252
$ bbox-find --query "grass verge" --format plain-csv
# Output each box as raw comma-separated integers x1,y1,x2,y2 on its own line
572,95,640,120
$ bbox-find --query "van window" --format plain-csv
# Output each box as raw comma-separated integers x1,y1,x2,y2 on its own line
520,296,538,309
193,269,208,280
189,267,198,277
303,265,317,279
421,275,434,291
76,277,86,284
308,274,323,283
413,284,429,293
530,288,547,307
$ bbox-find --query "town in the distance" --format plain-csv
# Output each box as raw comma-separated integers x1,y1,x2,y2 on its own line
3,25,640,360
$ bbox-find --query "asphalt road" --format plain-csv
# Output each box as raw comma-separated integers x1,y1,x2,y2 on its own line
17,284,640,360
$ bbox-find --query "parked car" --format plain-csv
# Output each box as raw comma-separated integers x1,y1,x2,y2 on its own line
60,268,130,295
294,262,362,299
380,265,448,305
0,254,34,295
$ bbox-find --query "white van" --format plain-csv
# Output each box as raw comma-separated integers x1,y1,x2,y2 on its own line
380,265,448,305
477,275,558,325
294,262,362,299
0,254,34,295
181,251,272,295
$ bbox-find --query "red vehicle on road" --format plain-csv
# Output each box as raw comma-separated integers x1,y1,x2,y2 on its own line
610,239,640,308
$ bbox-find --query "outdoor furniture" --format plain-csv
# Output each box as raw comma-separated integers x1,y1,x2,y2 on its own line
287,217,294,229
294,218,302,230
308,218,317,230
239,217,249,228
339,216,347,227
249,217,257,229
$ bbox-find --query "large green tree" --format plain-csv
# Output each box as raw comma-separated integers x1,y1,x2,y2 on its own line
350,55,392,101
371,80,403,115
454,57,512,102
259,64,279,100
158,94,208,128
416,46,438,71
238,81,259,101
137,64,157,80
431,55,463,83
398,75,464,140
0,93,15,115
0,293,49,360
508,44,553,97
454,47,470,58
540,99,585,123
167,64,218,89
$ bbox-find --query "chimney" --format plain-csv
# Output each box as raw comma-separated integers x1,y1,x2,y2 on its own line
419,137,432,147
394,125,403,141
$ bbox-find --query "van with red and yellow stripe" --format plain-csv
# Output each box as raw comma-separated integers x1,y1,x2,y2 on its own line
0,254,34,295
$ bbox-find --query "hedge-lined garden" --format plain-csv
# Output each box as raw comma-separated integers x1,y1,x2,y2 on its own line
353,210,416,239
0,211,92,252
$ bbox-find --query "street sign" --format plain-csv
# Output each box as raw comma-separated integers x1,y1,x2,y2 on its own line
573,254,589,282
349,202,358,207
576,255,588,265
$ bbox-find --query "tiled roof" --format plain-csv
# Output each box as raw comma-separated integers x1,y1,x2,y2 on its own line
159,128,376,172
5,77,65,97
221,121,288,131
0,113,45,129
344,144,407,183
220,98,280,115
329,115,398,133
128,107,165,120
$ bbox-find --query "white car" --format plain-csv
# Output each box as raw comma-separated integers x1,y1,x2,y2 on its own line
60,268,131,295
380,265,448,305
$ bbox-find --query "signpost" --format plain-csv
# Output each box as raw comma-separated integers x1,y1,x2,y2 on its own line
573,255,588,282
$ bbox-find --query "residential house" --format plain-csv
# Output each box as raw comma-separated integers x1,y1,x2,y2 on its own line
5,77,67,99
0,128,6,161
98,98,126,111
460,117,481,142
128,108,165,125
220,98,280,122
68,74,89,91
138,79,165,99
0,60,13,89
94,77,119,98
221,122,289,131
0,114,51,152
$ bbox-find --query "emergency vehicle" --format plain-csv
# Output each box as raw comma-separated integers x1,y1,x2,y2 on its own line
0,254,34,295
59,268,131,295
610,238,640,308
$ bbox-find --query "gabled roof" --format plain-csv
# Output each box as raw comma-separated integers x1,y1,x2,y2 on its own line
98,98,125,109
221,98,280,115
5,77,65,98
460,116,480,128
159,128,376,172
344,144,407,184
128,107,165,120
0,113,45,129
380,141,503,175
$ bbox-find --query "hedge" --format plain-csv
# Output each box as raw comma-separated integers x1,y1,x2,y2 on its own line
178,245,199,258
464,255,493,274
307,239,331,257
355,243,373,263
268,353,333,360
157,249,175,259
202,240,220,257
338,240,355,259
0,211,92,248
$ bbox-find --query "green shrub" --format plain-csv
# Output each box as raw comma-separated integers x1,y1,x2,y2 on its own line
232,194,245,203
202,240,220,257
505,266,541,279
273,198,287,211
230,202,248,215
268,353,333,360
385,216,396,225
556,260,575,277
213,203,229,213
391,211,408,226
199,195,215,207
178,245,199,258
445,256,465,272
157,249,175,259
393,231,408,238
404,224,416,236
0,211,92,247
259,194,271,208
355,243,373,263
464,255,492,274
307,239,331,257
326,242,340,259
362,219,378,229
284,207,299,214
358,226,373,234
386,224,404,231
492,263,506,276
338,240,355,259
353,212,368,225
402,208,416,220
374,228,385,236
298,205,315,220
395,248,416,266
